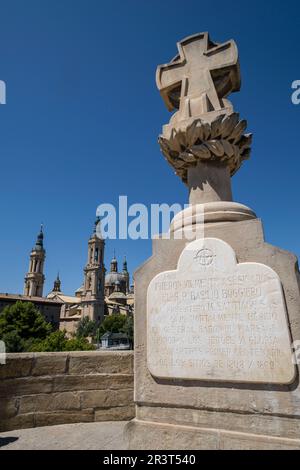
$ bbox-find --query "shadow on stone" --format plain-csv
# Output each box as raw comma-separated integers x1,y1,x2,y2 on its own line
0,436,19,448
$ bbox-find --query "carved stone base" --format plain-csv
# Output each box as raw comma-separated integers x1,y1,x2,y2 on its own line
128,218,300,451
169,201,256,239
125,418,300,450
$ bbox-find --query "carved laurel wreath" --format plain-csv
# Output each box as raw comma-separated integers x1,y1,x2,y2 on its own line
158,113,252,183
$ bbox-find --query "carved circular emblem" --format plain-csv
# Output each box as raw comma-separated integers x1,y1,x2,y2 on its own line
194,248,215,266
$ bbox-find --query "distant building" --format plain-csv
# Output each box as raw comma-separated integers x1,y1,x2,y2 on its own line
0,293,62,330
24,226,46,297
104,255,134,316
46,275,82,335
80,220,106,322
101,332,130,350
0,220,134,335
0,228,62,329
47,219,134,335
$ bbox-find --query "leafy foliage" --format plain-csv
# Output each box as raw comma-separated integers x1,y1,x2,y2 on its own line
97,314,127,337
0,301,52,339
96,314,134,349
26,330,95,352
63,336,95,351
1,330,25,353
0,301,52,352
121,315,134,348
0,302,95,352
76,316,97,338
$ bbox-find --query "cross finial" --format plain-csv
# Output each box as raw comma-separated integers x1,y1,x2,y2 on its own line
156,32,240,126
156,32,251,186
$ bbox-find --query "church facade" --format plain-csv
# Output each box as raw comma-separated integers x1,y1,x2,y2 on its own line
0,220,134,335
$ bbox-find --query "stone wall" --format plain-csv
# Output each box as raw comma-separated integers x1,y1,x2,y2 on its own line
0,351,134,431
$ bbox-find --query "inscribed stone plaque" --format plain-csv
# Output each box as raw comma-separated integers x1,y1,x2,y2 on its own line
147,238,295,384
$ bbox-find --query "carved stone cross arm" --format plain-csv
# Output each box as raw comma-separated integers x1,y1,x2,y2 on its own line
156,32,251,186
156,32,240,117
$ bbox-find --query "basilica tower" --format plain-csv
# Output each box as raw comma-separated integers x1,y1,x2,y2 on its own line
80,217,105,322
24,226,46,297
122,256,130,293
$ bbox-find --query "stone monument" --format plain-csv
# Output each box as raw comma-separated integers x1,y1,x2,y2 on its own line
125,32,300,449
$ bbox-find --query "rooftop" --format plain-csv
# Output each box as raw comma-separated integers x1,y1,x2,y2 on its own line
101,332,128,340
0,293,63,305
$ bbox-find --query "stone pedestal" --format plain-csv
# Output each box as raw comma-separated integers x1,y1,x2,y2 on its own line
125,31,300,450
188,161,232,204
124,218,300,449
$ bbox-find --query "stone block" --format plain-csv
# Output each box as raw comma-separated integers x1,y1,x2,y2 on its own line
80,388,133,409
68,351,133,375
0,354,33,379
0,397,18,419
34,410,94,427
0,376,53,397
32,353,68,376
0,413,35,432
53,373,133,392
95,405,135,421
19,392,80,414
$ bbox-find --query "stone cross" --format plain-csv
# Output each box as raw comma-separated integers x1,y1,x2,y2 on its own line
156,32,240,121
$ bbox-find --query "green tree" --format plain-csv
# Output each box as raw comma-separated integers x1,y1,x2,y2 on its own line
63,336,95,351
27,330,67,352
76,316,97,338
1,330,25,353
121,315,134,349
0,301,52,352
0,301,97,353
97,314,127,338
27,330,95,352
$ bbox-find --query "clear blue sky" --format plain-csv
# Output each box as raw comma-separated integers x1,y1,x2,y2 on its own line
0,0,299,295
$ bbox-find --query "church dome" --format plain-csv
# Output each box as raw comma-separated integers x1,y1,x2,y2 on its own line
105,272,126,286
105,253,129,289
108,290,127,301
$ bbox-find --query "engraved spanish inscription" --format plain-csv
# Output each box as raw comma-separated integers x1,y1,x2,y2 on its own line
147,238,295,384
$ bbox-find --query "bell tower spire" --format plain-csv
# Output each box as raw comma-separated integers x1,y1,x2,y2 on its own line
24,225,46,297
53,272,61,292
110,250,118,273
122,255,130,293
81,217,105,322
